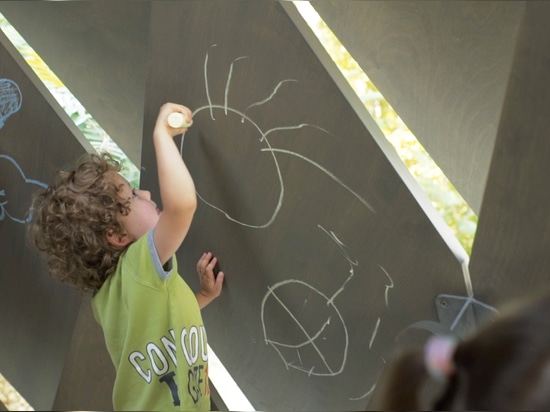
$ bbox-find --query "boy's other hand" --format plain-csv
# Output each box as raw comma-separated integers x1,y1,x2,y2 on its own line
195,252,224,309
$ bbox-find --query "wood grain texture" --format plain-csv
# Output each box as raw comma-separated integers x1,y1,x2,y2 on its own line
0,30,90,410
314,1,525,214
469,2,550,305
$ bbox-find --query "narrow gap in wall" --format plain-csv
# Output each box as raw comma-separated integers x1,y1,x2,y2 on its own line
0,372,32,411
293,2,478,256
0,13,140,188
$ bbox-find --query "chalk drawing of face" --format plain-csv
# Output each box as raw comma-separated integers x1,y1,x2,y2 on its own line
260,225,362,378
187,45,375,230
0,154,47,224
0,79,22,129
260,227,394,401
261,276,349,377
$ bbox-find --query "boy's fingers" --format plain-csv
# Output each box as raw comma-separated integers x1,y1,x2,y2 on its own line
215,272,224,289
196,254,204,272
207,256,217,270
197,252,211,271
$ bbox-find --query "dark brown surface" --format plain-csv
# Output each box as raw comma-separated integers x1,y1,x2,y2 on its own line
0,30,91,410
140,2,466,410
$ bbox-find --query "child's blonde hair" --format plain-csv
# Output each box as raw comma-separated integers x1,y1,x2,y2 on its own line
28,152,131,294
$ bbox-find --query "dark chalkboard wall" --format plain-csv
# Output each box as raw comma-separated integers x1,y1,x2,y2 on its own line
0,30,92,409
140,2,466,410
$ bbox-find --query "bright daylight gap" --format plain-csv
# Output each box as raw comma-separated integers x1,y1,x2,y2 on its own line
293,2,478,256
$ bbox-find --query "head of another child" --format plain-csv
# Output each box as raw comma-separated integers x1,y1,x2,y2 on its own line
28,152,156,294
377,291,550,411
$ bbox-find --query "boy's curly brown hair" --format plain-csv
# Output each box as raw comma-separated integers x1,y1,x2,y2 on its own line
28,152,132,294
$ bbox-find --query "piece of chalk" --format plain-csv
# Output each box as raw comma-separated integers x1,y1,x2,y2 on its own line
167,112,192,128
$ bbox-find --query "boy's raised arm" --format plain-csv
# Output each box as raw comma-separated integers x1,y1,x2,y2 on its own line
152,103,197,265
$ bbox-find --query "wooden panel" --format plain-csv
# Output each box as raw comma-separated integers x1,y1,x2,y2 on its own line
52,296,115,411
0,31,92,409
140,2,466,410
314,1,525,214
469,2,550,305
0,1,150,167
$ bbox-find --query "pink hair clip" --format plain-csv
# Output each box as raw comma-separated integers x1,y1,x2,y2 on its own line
424,335,457,381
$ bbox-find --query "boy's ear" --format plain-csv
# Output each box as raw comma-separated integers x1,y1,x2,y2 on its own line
105,229,132,248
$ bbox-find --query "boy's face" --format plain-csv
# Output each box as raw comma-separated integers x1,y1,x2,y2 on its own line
111,172,160,243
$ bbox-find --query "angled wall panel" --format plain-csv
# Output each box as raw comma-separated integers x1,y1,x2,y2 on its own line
140,2,467,410
314,1,525,214
52,296,115,411
0,31,92,410
469,2,550,305
0,1,150,167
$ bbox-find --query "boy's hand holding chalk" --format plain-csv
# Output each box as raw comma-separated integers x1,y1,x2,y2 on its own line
168,111,193,128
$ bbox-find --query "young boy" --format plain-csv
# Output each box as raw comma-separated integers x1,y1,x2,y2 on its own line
28,103,224,410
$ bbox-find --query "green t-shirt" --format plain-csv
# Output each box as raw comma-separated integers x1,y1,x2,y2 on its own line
92,231,210,411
